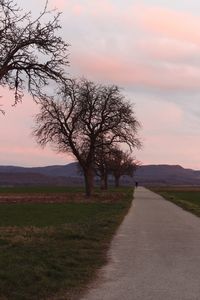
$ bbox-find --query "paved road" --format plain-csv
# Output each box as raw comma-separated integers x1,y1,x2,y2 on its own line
81,187,200,300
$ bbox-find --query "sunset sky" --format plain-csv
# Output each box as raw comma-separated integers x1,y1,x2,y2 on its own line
1,0,200,169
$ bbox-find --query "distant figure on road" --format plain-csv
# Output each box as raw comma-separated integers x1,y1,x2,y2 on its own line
135,181,138,188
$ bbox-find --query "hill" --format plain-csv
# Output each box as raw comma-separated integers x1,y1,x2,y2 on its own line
134,164,200,186
0,163,200,186
0,163,83,186
0,163,80,177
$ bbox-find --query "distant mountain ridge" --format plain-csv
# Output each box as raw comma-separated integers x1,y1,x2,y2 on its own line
134,164,200,185
0,163,200,186
0,163,81,178
0,163,82,186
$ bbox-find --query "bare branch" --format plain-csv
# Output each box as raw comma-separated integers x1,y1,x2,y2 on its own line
33,78,141,196
0,0,69,106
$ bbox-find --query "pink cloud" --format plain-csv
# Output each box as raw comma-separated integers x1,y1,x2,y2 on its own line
137,133,200,169
88,0,116,17
72,4,85,16
136,38,200,63
0,144,72,167
48,1,200,49
137,100,183,132
134,5,200,44
0,88,72,166
133,97,200,169
49,0,66,10
72,51,200,91
49,0,116,17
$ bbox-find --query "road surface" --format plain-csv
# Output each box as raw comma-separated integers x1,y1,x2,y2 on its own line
81,187,200,300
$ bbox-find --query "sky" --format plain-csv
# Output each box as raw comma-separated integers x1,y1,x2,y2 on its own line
1,0,200,169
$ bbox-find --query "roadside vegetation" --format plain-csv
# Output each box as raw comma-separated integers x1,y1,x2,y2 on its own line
0,186,133,300
151,186,200,217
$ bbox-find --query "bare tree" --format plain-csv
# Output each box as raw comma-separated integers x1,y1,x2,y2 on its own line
0,0,69,104
94,141,111,190
33,78,141,197
108,148,139,187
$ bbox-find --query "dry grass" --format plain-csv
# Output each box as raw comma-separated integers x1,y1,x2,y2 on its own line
0,190,127,204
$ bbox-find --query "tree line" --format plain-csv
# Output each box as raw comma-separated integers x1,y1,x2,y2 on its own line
95,147,139,190
33,79,141,196
0,0,141,197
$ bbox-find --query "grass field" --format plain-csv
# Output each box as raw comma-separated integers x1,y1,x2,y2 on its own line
151,186,200,217
0,186,84,194
0,186,133,300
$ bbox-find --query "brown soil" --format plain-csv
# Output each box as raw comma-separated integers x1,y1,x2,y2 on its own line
0,192,125,204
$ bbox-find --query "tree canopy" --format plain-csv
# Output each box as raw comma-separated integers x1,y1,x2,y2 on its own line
94,145,139,189
33,78,141,197
108,148,139,187
0,0,69,104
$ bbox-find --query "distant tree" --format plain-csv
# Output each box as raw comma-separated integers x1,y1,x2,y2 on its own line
0,0,69,105
33,78,141,197
94,137,141,190
94,140,111,190
108,148,139,187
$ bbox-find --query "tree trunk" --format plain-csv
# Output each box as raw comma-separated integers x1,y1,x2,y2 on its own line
84,167,94,198
100,175,105,190
100,173,108,190
114,175,120,187
104,172,108,190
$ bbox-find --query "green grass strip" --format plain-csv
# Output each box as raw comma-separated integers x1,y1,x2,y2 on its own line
151,188,200,218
